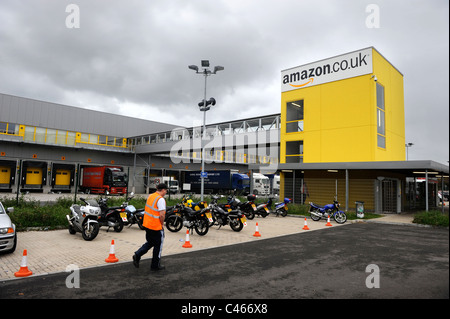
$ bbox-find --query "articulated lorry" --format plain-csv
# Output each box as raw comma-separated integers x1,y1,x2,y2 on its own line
183,170,270,196
80,166,127,195
183,170,250,194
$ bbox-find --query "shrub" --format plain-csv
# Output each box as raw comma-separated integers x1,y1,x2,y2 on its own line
413,210,449,227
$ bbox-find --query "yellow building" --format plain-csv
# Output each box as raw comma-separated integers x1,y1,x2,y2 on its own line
277,47,415,213
280,47,405,164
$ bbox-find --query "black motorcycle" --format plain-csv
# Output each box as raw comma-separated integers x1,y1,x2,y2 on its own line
209,195,247,232
165,203,210,236
225,194,258,220
97,197,126,232
254,197,271,218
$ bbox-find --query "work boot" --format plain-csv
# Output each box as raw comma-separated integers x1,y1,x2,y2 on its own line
132,253,140,268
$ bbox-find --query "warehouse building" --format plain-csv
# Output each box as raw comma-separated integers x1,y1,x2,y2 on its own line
0,92,278,194
1,47,448,212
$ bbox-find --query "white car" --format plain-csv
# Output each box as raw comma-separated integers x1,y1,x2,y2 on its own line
0,202,16,254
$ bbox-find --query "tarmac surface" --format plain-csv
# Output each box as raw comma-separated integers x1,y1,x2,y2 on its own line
0,193,445,290
0,221,448,301
0,204,417,281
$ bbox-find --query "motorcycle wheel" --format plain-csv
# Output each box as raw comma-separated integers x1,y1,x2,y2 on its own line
82,222,99,241
229,218,244,232
246,211,255,220
194,219,209,236
165,215,183,232
68,225,76,235
113,216,124,232
334,211,347,224
310,210,321,221
279,208,288,217
137,220,145,230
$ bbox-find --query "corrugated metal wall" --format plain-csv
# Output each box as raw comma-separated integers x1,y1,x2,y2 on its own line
0,93,178,137
283,170,377,211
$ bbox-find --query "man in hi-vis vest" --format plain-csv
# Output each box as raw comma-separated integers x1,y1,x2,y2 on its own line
133,183,167,271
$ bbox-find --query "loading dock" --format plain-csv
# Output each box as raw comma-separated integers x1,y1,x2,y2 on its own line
21,161,47,193
0,160,17,192
51,163,75,193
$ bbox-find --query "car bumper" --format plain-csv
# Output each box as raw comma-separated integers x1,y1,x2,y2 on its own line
0,233,16,251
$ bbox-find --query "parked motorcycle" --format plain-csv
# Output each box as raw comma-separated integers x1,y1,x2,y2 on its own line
309,200,347,224
254,197,272,218
181,194,208,211
271,197,291,217
209,195,247,232
122,192,145,230
67,197,101,241
97,197,127,232
165,203,210,236
226,194,257,220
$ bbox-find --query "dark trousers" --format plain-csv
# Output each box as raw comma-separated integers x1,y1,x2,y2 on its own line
135,229,164,269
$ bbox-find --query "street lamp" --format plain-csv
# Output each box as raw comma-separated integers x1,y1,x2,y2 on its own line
405,142,414,160
189,60,224,201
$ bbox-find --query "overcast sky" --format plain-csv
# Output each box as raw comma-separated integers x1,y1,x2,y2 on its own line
0,0,448,164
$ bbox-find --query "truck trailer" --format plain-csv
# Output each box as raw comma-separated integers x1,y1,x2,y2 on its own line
183,170,250,195
147,176,179,194
79,166,127,195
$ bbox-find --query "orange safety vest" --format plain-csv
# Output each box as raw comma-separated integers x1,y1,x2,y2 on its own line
143,192,164,230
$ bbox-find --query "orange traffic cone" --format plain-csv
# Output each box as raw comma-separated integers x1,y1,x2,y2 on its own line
302,217,310,230
253,222,261,237
14,249,33,277
105,240,119,263
325,215,333,226
182,229,193,248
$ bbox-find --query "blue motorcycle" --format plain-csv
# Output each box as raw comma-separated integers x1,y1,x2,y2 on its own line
309,200,347,224
271,197,291,217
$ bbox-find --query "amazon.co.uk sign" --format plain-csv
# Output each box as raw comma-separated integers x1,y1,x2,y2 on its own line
281,47,373,92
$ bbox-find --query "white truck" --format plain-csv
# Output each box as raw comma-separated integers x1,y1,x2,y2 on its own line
272,175,280,195
251,173,270,196
147,176,179,194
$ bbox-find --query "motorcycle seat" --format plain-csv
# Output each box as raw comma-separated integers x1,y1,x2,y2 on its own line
310,202,326,209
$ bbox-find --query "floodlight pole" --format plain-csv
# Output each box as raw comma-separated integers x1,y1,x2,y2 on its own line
201,70,208,201
189,61,224,201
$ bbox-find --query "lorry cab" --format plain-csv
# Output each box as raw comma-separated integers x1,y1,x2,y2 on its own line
252,173,270,196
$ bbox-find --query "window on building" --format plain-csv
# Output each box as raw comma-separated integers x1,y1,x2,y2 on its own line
98,135,107,145
286,100,304,133
0,122,7,133
67,132,76,146
35,127,46,143
376,83,386,149
57,130,67,145
285,140,303,163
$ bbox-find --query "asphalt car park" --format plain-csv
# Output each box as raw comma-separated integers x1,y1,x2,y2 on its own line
0,220,448,301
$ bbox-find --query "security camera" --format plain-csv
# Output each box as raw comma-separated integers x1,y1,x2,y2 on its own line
371,75,377,82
